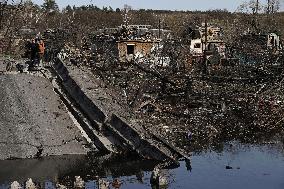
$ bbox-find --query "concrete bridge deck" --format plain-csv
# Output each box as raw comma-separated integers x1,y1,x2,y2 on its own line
0,72,89,160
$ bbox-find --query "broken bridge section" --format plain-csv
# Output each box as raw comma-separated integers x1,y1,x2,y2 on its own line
0,73,89,160
53,57,185,161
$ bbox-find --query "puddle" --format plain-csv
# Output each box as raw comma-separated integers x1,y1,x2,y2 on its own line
0,142,283,189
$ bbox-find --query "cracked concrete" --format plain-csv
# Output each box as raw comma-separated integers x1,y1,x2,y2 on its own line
0,73,89,160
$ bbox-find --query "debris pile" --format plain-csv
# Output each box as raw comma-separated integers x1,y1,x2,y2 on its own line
58,31,284,153
52,19,284,152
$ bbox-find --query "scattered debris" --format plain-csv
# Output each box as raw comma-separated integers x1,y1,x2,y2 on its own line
150,166,169,189
74,176,85,188
25,178,36,189
225,165,233,169
56,21,284,152
112,178,123,189
98,179,109,189
10,181,22,189
56,184,67,189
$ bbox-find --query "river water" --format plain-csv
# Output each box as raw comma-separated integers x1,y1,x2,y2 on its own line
0,141,283,189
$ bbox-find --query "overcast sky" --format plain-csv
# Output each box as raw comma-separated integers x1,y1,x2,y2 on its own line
21,0,284,12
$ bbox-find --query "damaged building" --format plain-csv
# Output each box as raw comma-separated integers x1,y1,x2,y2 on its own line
187,23,226,67
232,32,283,65
90,22,283,72
266,33,282,51
92,24,172,63
189,23,225,55
117,39,161,62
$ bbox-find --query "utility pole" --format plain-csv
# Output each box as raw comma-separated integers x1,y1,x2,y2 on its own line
0,2,2,30
158,18,161,39
202,19,208,76
254,0,260,33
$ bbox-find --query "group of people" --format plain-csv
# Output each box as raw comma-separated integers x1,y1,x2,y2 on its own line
26,38,45,67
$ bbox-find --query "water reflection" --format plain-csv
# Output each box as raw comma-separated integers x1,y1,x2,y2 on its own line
171,142,284,189
0,141,283,189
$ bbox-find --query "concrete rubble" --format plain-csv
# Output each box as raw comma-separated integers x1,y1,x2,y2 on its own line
25,178,36,189
10,181,22,189
74,176,84,188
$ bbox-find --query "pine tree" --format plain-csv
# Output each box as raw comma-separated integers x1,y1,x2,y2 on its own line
64,5,72,12
42,0,59,12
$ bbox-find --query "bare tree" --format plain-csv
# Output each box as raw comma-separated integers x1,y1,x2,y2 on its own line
237,0,263,14
0,0,8,30
122,4,132,26
266,0,280,14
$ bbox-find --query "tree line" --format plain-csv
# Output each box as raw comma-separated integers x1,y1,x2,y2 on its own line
0,0,283,54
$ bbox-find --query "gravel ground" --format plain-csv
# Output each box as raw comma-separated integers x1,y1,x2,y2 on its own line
0,73,89,160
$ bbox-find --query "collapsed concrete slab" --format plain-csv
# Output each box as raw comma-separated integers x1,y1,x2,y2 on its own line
52,57,186,161
0,74,89,160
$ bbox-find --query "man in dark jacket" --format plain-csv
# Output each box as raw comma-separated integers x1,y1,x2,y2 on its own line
30,38,40,66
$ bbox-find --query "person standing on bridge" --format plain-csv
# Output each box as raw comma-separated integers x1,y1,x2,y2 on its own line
30,38,40,67
38,39,45,66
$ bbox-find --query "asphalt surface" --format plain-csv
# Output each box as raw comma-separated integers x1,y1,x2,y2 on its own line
0,73,89,160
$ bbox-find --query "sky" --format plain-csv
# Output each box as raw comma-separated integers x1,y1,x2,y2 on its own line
20,0,284,12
